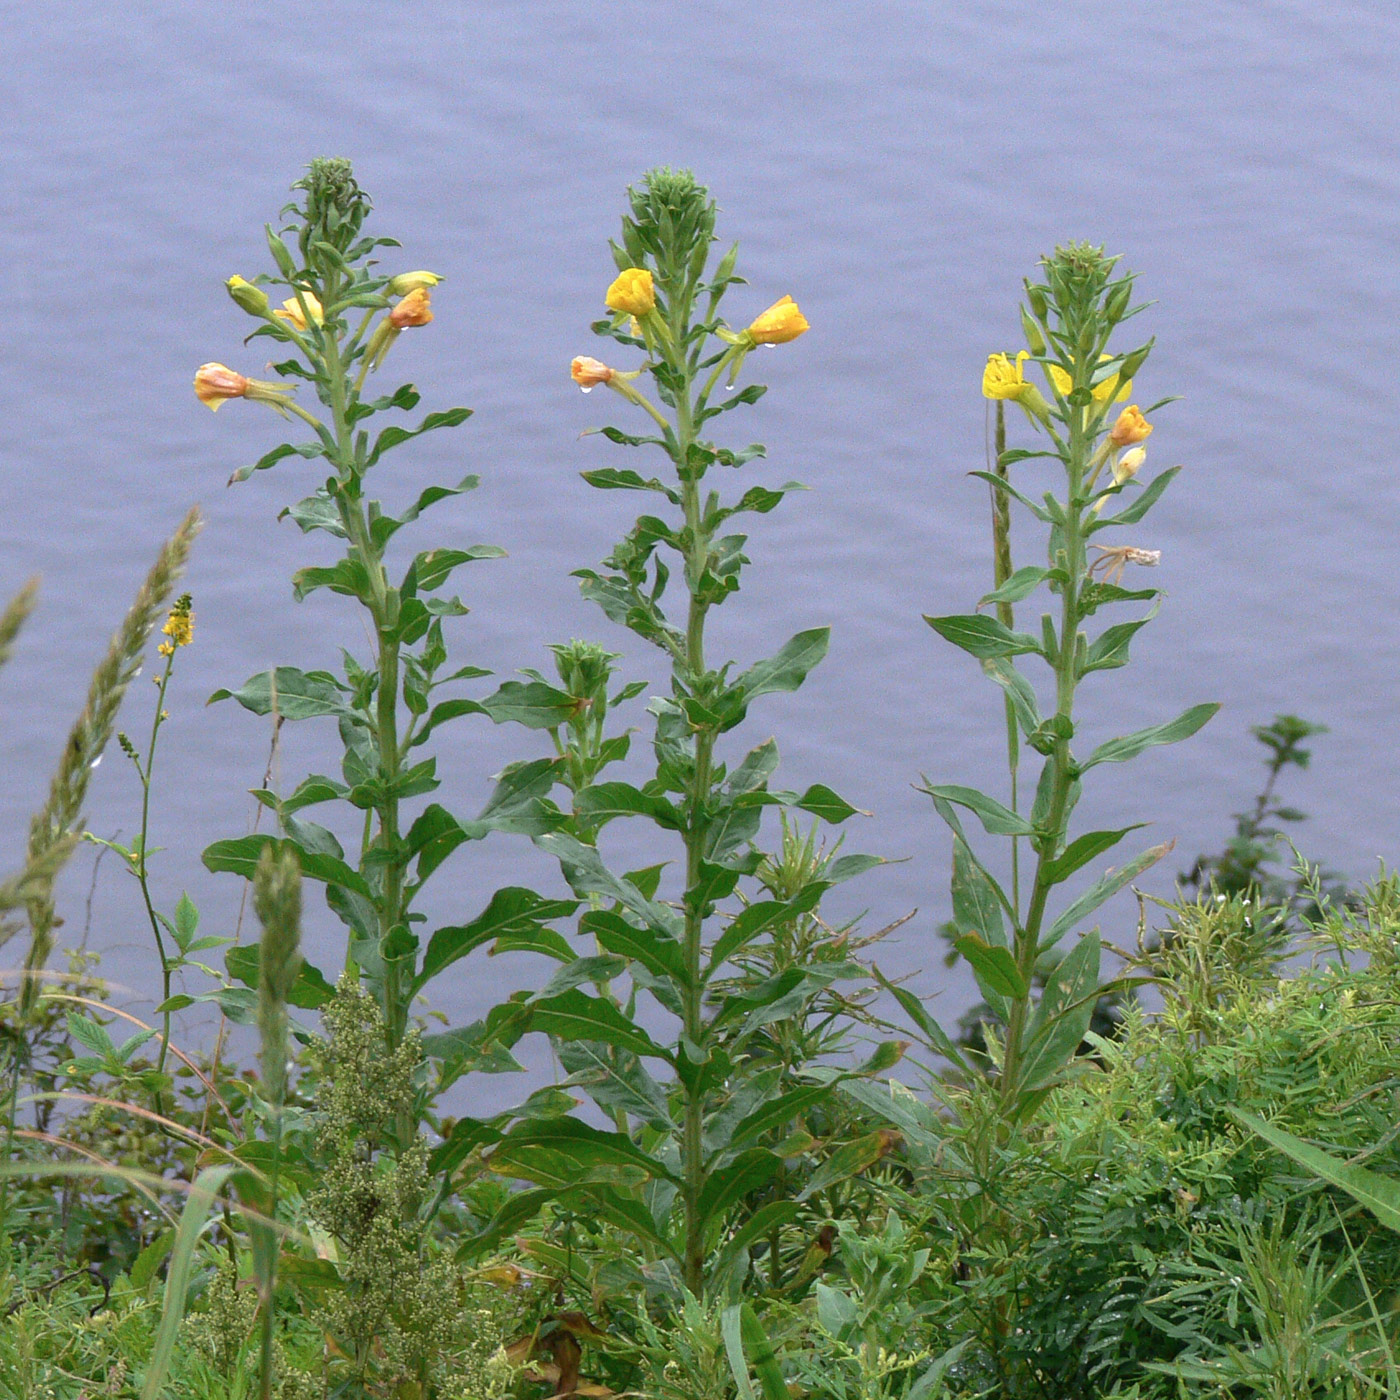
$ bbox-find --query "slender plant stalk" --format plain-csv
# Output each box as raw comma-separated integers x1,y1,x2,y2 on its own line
990,402,1020,919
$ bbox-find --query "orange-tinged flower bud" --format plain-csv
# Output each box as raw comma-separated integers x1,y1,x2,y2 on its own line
570,356,615,389
746,294,809,346
194,363,248,410
388,286,433,328
1110,405,1153,446
606,268,656,318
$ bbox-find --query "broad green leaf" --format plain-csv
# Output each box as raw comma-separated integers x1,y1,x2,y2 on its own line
920,783,1034,836
1044,826,1144,884
557,1040,674,1132
954,934,1028,1000
1043,840,1172,950
723,1301,789,1400
536,831,683,938
871,965,970,1074
208,667,351,721
225,944,334,1010
967,469,1054,522
1080,601,1160,675
366,406,472,467
1017,932,1102,1092
141,1165,236,1400
579,467,681,502
799,1129,904,1201
582,908,685,983
723,1083,839,1156
488,1117,677,1186
925,613,1042,660
982,656,1042,737
794,783,860,824
699,1149,784,1241
1091,464,1182,528
951,833,1007,950
414,887,579,993
574,781,683,830
530,988,673,1063
407,544,505,594
1081,702,1220,770
1230,1110,1400,1233
428,1116,503,1176
479,679,578,730
978,566,1049,608
201,834,371,900
732,628,830,705
929,796,1014,922
66,1013,114,1057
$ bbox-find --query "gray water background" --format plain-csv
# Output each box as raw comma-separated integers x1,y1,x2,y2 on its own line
3,2,1399,1094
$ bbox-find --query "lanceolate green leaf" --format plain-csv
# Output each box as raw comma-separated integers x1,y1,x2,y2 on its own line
208,667,351,721
1230,1110,1400,1233
529,987,674,1063
732,627,830,705
955,934,1028,1000
1090,464,1182,529
978,566,1049,608
488,1116,678,1187
1043,840,1172,950
1081,702,1220,770
414,887,579,994
1017,932,1102,1092
1043,826,1144,884
920,783,1035,836
925,613,1042,660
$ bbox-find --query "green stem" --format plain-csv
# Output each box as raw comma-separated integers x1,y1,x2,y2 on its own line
999,396,1088,1114
991,403,1021,921
673,365,714,1298
137,653,178,1091
320,284,407,1061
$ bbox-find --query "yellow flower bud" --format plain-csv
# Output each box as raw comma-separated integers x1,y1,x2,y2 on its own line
1109,405,1153,446
386,270,443,297
388,286,434,328
226,275,270,317
193,363,248,410
272,293,324,331
570,356,615,389
745,295,809,346
1113,446,1147,485
1047,353,1132,403
605,267,656,318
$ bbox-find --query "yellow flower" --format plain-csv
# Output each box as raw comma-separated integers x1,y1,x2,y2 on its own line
982,351,1031,400
570,356,614,389
1047,353,1132,403
386,270,443,297
225,275,270,317
605,267,656,318
388,286,434,328
193,363,248,410
272,293,324,331
746,295,809,346
162,612,193,649
1109,404,1153,446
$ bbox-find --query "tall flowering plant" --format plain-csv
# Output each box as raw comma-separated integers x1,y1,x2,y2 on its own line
197,160,573,1117
469,170,894,1301
920,242,1217,1128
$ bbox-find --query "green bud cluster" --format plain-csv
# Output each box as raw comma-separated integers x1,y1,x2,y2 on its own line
617,165,717,298
286,155,373,271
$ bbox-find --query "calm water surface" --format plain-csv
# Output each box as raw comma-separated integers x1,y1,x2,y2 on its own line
3,3,1399,1092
